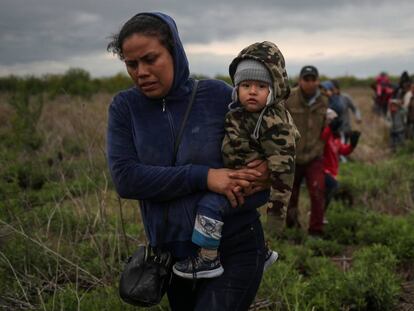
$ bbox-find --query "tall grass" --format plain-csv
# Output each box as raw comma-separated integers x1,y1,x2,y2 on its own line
0,86,412,310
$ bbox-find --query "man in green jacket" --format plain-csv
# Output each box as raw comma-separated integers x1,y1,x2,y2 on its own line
284,65,328,236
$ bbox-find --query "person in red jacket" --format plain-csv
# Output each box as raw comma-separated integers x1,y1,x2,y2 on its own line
321,109,360,211
374,72,394,116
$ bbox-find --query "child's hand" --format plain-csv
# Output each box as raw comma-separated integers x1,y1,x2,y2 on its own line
207,168,252,207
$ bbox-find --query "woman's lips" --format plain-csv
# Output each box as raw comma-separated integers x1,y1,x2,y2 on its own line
140,81,158,92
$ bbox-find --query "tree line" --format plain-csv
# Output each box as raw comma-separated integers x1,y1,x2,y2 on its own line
0,67,394,99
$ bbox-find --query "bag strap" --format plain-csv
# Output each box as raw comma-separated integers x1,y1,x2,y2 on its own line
173,79,199,164
158,79,199,251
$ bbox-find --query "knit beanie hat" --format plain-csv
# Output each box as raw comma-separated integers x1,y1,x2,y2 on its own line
234,59,272,86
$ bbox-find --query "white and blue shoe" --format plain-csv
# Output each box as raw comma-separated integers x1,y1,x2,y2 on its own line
264,248,279,271
173,255,224,279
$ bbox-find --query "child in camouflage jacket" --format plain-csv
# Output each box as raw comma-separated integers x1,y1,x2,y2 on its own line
173,41,300,280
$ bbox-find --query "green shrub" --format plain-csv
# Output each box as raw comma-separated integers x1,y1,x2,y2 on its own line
304,238,344,257
261,261,309,310
304,257,346,310
344,245,400,310
356,214,414,263
43,284,170,311
324,203,364,244
8,90,43,151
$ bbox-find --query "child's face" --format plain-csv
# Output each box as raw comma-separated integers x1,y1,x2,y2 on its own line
238,80,270,112
321,88,333,97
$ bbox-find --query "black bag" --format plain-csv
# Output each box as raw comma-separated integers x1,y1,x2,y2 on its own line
119,245,173,307
118,80,199,306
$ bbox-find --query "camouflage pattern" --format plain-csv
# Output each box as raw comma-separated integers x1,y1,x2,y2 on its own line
229,41,291,101
223,41,300,220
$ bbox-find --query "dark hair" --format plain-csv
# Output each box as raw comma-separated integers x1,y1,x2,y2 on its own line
107,14,174,60
331,79,340,89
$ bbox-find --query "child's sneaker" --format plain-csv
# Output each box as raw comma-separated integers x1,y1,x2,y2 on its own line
173,254,224,279
264,247,278,271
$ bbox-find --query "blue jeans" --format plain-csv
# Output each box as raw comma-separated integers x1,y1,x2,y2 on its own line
167,218,266,311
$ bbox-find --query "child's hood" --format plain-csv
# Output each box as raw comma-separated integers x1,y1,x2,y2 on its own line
229,41,290,102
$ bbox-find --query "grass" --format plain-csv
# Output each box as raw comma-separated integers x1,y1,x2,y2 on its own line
0,87,413,310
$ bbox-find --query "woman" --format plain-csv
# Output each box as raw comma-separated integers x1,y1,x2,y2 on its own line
107,12,269,310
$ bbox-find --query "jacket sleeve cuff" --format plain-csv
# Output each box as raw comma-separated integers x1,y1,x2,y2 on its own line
189,165,210,191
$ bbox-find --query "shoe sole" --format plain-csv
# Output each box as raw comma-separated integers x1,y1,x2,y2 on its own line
264,251,279,271
172,266,224,279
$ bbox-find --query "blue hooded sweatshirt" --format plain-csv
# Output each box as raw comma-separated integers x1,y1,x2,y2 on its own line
107,12,269,258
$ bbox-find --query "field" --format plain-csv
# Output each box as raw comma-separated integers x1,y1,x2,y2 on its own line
0,85,413,310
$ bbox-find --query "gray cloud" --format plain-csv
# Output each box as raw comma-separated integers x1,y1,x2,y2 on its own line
1,0,413,76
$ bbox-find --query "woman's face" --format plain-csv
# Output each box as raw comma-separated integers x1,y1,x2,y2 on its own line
122,33,174,98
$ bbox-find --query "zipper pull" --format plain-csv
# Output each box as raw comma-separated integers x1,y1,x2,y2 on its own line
162,99,166,112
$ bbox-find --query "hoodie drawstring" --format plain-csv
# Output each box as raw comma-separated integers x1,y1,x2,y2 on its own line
251,106,268,140
252,86,274,140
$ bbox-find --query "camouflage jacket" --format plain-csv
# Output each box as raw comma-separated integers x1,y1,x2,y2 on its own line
285,87,328,164
223,41,300,218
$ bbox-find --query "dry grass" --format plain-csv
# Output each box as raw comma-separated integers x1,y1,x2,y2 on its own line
1,86,410,310
344,87,391,162
37,93,111,157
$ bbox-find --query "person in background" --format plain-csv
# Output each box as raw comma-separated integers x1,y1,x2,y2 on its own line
405,82,414,140
321,108,360,215
403,80,413,111
320,80,344,122
285,65,328,237
331,79,362,143
320,80,348,163
388,72,411,150
107,12,272,310
374,72,394,116
389,98,406,150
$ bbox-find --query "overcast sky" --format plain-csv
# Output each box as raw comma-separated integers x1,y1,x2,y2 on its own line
1,0,413,78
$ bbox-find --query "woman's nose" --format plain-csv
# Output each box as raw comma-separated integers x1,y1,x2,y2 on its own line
136,63,150,77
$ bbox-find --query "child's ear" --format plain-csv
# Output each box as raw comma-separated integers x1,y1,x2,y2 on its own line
231,86,238,103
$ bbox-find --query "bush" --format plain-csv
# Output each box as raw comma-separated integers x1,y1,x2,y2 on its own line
304,257,346,310
43,284,170,311
261,261,309,310
345,245,400,310
356,214,414,263
304,238,344,257
8,90,43,151
324,203,365,244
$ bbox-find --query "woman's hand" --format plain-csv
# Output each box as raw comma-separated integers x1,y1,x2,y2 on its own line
207,168,260,207
239,159,271,196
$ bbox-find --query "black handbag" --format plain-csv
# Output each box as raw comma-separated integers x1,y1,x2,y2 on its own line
119,80,199,307
119,245,173,307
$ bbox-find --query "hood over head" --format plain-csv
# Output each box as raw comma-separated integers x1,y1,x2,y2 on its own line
229,41,290,103
136,12,190,97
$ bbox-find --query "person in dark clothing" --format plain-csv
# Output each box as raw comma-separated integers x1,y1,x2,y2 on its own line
387,72,411,150
107,12,271,311
331,79,362,143
406,82,414,139
320,80,345,121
